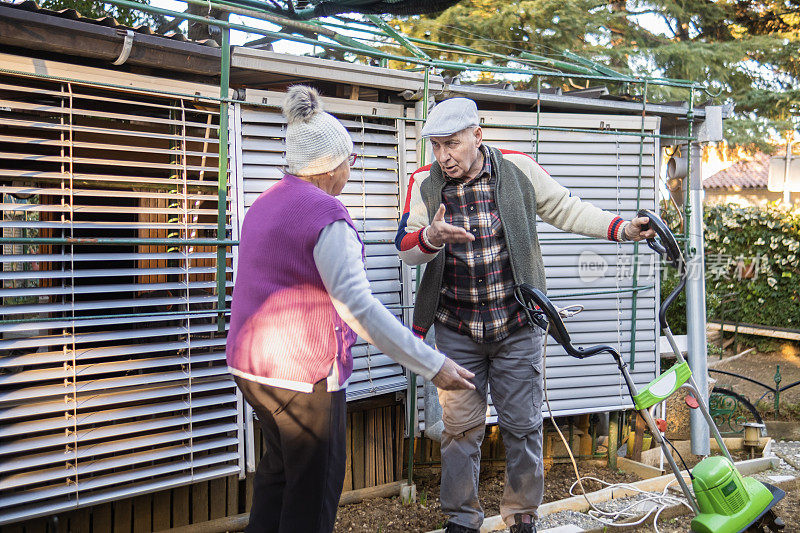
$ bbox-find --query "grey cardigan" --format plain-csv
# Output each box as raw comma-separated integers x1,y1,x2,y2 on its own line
412,147,546,338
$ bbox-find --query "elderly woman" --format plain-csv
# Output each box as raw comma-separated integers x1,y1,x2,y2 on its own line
226,86,474,533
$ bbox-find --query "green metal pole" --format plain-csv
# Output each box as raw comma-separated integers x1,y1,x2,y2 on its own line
684,89,695,256
420,69,431,162
183,0,334,36
550,285,656,299
323,18,564,71
535,77,541,159
364,15,431,60
628,81,648,371
327,16,700,84
407,67,431,488
217,26,230,332
519,52,596,75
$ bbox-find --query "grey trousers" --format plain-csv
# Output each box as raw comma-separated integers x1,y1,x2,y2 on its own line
435,324,545,529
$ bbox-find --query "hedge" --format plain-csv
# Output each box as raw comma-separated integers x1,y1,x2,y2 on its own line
661,202,800,335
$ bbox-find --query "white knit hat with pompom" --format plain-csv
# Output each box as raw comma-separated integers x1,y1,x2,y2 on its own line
283,85,354,176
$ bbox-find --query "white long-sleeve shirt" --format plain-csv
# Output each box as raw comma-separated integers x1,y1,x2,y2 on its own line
314,220,446,391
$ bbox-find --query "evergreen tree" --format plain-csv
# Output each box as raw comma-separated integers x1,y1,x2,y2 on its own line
37,0,171,34
397,0,800,152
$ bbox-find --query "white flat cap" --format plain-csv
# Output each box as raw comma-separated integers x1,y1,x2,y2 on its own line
420,98,480,138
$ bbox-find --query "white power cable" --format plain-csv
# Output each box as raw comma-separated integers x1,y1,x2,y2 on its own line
556,304,583,319
569,476,689,531
541,315,691,533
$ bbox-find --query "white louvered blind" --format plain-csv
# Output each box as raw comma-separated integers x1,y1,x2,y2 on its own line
0,64,241,524
416,111,661,428
235,92,412,401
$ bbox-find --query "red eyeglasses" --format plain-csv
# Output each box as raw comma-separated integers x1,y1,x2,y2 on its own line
349,153,358,167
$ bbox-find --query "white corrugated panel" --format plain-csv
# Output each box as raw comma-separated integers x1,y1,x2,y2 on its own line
416,110,661,429
0,69,241,524
236,91,412,401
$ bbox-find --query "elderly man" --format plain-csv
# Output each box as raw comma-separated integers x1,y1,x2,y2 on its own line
394,98,654,533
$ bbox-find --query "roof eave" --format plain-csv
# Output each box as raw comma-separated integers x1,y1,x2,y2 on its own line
440,83,709,119
0,4,221,76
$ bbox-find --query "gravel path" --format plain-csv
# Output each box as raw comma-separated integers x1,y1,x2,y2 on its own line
770,439,800,467
491,489,690,532
537,492,686,531
503,441,800,532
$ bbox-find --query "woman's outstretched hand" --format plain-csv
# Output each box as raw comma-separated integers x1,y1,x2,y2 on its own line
432,357,476,390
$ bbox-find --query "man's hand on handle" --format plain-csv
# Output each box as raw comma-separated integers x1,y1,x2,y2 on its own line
624,216,657,241
432,357,475,390
426,204,476,248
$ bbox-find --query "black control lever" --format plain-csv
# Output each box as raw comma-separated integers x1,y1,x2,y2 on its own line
516,284,618,360
636,208,683,270
635,209,687,329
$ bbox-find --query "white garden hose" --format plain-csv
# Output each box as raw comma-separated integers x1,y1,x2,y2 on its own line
541,306,691,533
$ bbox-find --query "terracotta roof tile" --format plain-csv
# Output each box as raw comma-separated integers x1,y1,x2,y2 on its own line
704,153,770,190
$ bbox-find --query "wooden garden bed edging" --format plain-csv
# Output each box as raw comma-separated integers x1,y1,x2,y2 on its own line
708,321,800,341
154,480,407,533
426,456,781,532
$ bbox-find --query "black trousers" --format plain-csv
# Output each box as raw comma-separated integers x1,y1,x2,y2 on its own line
235,376,347,533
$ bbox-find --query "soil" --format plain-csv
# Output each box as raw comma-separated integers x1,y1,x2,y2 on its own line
333,462,639,533
334,343,800,533
628,481,800,532
682,449,751,469
709,344,800,409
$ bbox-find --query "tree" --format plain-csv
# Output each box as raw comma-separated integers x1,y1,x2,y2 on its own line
37,0,172,34
396,0,800,152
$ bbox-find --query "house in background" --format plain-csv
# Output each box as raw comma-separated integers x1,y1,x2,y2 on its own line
704,151,800,207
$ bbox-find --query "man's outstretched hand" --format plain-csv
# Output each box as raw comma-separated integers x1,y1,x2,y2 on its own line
624,216,657,241
426,203,476,248
432,357,476,391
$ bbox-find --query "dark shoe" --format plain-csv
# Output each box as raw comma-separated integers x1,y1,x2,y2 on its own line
444,522,479,533
509,513,537,533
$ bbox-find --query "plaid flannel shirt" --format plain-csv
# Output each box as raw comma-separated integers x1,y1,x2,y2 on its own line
434,145,527,343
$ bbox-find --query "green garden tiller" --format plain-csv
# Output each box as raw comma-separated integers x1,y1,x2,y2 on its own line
516,209,785,533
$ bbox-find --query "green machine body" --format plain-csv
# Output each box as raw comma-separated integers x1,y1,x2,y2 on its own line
690,456,780,533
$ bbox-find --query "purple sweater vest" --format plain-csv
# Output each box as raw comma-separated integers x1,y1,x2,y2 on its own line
227,174,361,388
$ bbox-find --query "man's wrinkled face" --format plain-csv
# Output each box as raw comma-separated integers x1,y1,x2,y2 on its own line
429,127,483,181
